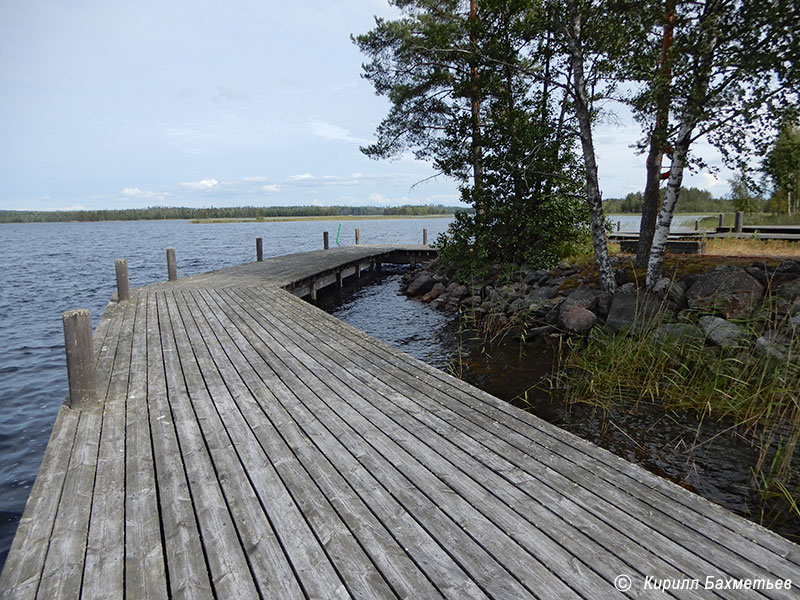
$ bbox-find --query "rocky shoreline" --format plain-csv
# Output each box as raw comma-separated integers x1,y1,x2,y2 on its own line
401,257,800,356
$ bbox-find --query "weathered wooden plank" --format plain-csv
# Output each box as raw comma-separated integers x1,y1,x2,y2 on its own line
145,292,215,599
36,406,102,598
257,287,800,581
242,287,707,598
202,288,481,599
81,297,137,599
209,288,537,599
184,288,402,599
163,290,301,599
230,288,614,599
0,407,79,600
124,294,168,600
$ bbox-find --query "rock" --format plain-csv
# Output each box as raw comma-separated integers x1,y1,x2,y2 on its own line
528,286,558,302
698,316,749,348
774,279,800,302
617,282,637,294
605,291,667,334
650,323,704,346
686,265,763,318
790,313,800,330
745,266,768,287
594,292,613,319
461,295,482,308
525,325,557,338
451,284,470,299
421,282,446,303
667,280,687,308
560,288,598,312
776,259,800,274
523,269,549,286
558,307,598,334
650,277,672,295
406,273,436,296
755,331,791,361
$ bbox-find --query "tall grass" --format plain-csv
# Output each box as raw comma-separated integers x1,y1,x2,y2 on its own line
550,307,800,518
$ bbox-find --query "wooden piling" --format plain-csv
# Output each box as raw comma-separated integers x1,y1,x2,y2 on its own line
355,229,361,245
718,213,724,227
617,221,621,232
324,232,329,250
62,309,97,408
336,270,343,288
256,238,263,262
734,211,743,234
166,248,177,281
115,259,130,302
695,220,699,231
423,228,428,245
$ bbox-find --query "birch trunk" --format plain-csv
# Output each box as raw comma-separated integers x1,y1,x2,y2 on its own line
566,1,616,292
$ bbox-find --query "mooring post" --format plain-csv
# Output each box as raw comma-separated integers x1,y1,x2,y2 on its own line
355,229,360,245
62,309,97,408
115,258,130,302
617,221,621,232
256,238,263,262
336,269,343,288
695,219,699,231
423,228,428,245
734,211,743,234
310,280,317,302
323,231,329,250
718,213,724,228
166,248,177,281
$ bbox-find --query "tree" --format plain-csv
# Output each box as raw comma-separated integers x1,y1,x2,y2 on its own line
355,0,590,273
645,0,800,288
728,172,760,214
764,120,800,216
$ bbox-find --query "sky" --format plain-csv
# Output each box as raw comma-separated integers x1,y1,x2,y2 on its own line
0,0,740,212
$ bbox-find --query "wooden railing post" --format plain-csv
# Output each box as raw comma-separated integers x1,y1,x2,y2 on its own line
166,248,177,281
355,229,360,245
734,211,743,234
617,221,621,232
256,238,263,262
718,213,724,228
62,309,97,408
423,228,428,245
695,219,699,231
323,232,329,250
115,259,130,302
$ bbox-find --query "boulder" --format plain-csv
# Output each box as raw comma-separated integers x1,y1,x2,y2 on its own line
685,265,763,318
558,307,598,334
755,331,791,361
560,288,598,312
461,295,482,308
698,316,749,348
605,291,667,334
650,323,704,346
774,278,800,302
528,286,558,302
406,273,436,296
421,282,446,303
776,259,800,274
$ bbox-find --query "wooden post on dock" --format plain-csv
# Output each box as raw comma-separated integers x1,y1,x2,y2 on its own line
734,211,743,234
310,281,317,302
115,259,130,302
166,248,177,281
323,232,329,250
336,269,343,288
718,213,724,227
695,220,699,231
423,228,428,245
62,309,97,408
617,221,621,232
355,229,360,245
256,238,263,262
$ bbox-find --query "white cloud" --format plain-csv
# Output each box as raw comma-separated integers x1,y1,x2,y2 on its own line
262,184,281,192
306,118,370,145
181,178,219,190
243,176,270,182
288,173,315,181
57,204,87,211
119,187,169,201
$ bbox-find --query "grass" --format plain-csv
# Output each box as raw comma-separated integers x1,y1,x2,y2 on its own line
549,300,800,522
192,214,454,224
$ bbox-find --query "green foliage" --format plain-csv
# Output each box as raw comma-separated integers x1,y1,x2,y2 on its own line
604,187,733,213
764,121,800,215
0,204,468,223
728,172,762,214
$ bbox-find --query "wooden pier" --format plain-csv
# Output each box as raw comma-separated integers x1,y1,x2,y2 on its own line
2,244,798,599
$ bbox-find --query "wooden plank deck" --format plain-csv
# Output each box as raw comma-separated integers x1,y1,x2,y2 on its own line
2,245,798,599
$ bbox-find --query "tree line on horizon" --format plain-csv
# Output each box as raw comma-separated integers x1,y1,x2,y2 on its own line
0,204,470,223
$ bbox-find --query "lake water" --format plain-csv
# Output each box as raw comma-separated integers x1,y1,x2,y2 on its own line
0,217,452,569
0,212,713,570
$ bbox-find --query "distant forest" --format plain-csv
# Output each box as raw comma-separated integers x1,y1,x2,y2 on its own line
0,204,468,223
604,187,733,213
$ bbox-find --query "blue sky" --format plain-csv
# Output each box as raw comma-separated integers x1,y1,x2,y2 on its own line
0,0,736,212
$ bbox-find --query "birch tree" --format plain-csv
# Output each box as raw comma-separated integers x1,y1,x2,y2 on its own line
645,0,799,288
